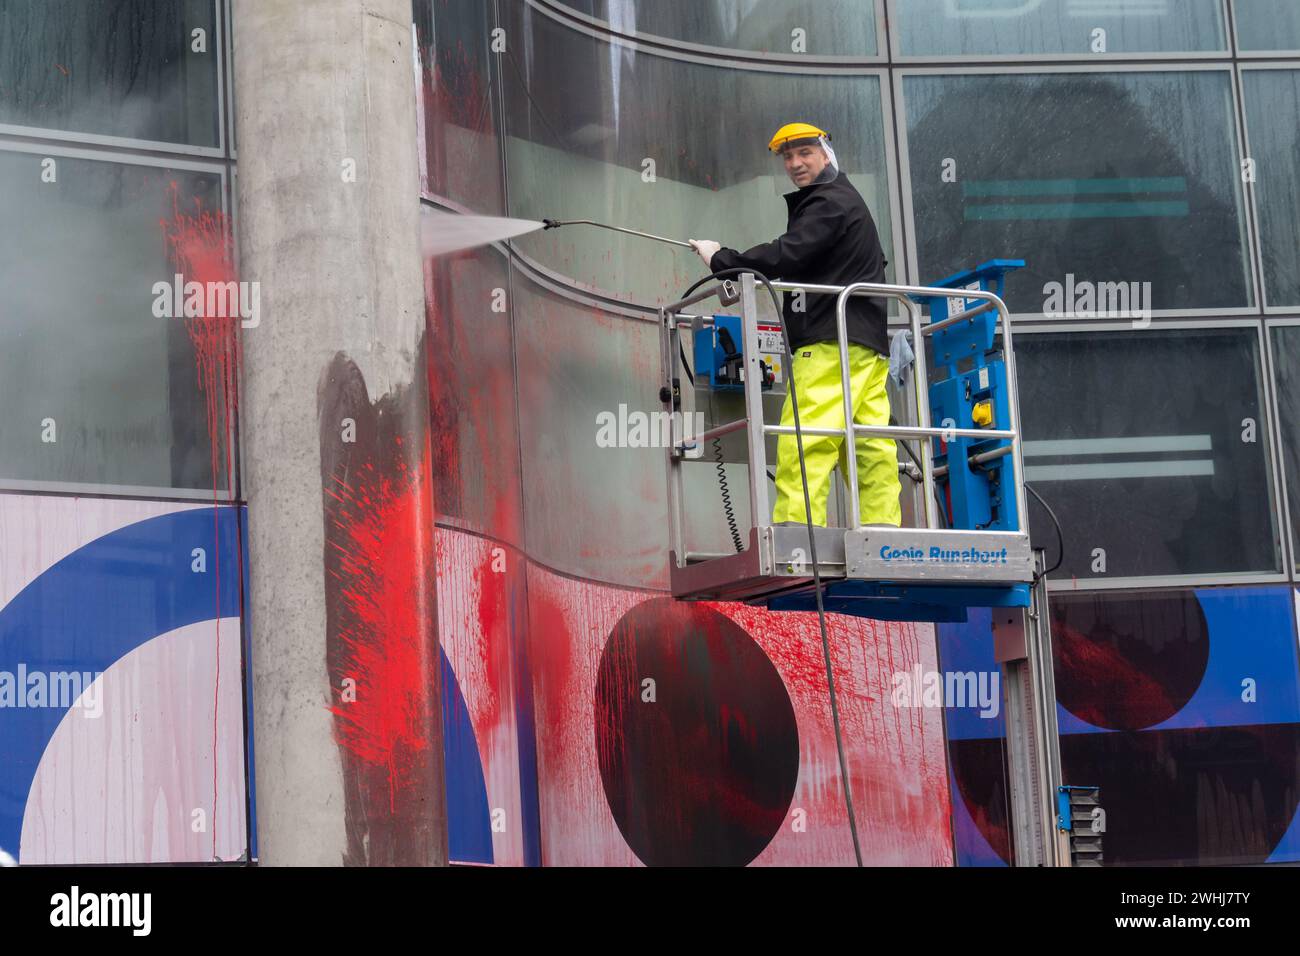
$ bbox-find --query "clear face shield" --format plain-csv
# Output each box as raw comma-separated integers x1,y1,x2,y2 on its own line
777,135,839,190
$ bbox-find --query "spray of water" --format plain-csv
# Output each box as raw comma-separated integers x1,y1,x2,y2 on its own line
419,208,545,257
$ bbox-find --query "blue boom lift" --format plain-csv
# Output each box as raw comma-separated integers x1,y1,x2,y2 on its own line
659,262,1077,866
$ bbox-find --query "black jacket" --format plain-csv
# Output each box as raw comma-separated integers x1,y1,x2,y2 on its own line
710,174,889,356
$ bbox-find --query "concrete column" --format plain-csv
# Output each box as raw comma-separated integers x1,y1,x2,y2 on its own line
233,0,445,865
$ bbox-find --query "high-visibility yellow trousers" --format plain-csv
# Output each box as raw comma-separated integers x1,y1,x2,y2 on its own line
771,341,903,527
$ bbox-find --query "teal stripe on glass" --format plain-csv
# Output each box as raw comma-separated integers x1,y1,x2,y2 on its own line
962,177,1187,198
965,201,1190,221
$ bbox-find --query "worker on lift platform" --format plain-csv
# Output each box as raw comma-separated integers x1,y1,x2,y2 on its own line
689,122,902,528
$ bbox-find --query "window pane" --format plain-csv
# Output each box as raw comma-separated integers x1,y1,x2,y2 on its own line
1242,70,1300,308
553,0,877,56
503,5,895,306
513,277,671,589
0,150,229,491
0,0,220,148
414,0,504,211
1270,325,1300,567
894,0,1226,57
1014,329,1278,578
904,72,1252,312
1235,0,1300,52
424,247,523,545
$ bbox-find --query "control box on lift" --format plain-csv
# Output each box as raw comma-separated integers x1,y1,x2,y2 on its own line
915,260,1025,535
693,314,784,392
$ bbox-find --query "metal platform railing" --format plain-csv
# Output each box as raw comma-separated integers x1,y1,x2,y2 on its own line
661,271,1034,603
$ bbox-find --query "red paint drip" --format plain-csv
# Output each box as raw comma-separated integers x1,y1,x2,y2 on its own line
161,182,242,859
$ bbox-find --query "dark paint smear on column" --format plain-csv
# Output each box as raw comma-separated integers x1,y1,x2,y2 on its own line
594,597,799,867
161,182,242,859
319,342,446,866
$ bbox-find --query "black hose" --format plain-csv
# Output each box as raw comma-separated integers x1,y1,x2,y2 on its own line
676,267,864,868
1025,482,1065,581
715,436,744,553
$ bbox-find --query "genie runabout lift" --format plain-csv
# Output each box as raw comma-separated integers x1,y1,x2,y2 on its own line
659,263,1084,866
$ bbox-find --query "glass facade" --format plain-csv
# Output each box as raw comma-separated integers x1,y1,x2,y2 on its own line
1242,68,1300,308
416,0,1300,866
0,0,235,496
1271,324,1300,570
904,70,1252,312
0,150,228,490
501,2,896,305
1235,0,1300,53
894,0,1226,58
415,0,503,211
551,0,879,57
1016,328,1279,579
0,0,221,148
0,0,244,867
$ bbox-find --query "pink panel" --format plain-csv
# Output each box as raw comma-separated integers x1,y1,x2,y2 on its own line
436,527,528,865
21,616,247,864
525,562,953,866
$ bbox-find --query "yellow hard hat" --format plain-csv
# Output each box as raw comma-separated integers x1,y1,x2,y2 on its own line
768,122,831,153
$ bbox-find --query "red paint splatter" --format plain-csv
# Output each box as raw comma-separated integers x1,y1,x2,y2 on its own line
326,452,437,808
418,40,498,207
318,346,443,864
161,182,241,497
161,182,242,859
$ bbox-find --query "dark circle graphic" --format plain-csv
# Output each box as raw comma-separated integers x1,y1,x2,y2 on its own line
594,597,799,867
953,724,1300,865
1052,591,1209,731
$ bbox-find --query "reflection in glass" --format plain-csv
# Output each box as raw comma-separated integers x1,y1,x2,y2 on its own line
905,72,1252,312
1014,329,1277,578
1235,0,1300,52
894,0,1225,57
1242,70,1300,308
551,0,877,56
0,151,227,490
501,3,894,306
0,0,220,147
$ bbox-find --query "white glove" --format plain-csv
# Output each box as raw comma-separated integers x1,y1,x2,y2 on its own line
689,239,721,269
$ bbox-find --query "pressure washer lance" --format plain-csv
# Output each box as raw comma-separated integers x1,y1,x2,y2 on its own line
542,218,694,250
